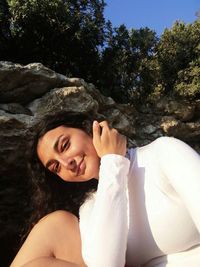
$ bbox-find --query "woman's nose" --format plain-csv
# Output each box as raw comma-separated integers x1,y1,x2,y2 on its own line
59,156,76,171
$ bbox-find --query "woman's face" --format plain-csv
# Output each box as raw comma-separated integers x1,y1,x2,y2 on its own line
37,126,100,182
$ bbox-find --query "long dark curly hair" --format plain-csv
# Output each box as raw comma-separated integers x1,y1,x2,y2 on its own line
23,111,98,241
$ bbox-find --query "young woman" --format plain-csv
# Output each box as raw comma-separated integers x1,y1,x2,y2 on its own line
11,111,200,267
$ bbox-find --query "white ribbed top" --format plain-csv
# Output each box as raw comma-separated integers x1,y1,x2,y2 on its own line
80,137,200,267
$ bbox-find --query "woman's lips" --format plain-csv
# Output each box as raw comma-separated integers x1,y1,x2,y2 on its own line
76,157,86,176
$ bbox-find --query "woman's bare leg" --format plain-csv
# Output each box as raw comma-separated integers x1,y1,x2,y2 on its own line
10,210,86,267
21,257,83,267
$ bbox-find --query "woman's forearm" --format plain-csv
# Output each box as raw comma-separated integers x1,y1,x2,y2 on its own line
80,154,130,267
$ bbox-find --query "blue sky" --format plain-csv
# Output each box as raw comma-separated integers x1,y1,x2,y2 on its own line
104,0,200,35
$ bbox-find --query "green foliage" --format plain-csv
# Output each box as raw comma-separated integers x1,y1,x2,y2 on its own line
157,20,200,94
99,25,158,103
129,27,159,102
0,0,12,57
174,59,200,98
2,0,106,81
99,24,134,102
0,1,200,103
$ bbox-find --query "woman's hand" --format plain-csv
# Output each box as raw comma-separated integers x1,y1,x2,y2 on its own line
92,120,127,158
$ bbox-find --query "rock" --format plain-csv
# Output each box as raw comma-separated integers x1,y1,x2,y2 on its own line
28,86,99,116
0,103,32,115
155,97,196,122
0,62,78,104
161,116,200,141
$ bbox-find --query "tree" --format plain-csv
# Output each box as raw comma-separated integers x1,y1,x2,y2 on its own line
0,0,12,60
99,25,158,103
99,24,135,103
156,20,200,94
174,59,200,99
6,0,106,82
2,1,199,104
129,27,158,102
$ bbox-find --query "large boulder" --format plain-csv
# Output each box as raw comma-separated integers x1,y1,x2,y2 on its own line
0,61,81,104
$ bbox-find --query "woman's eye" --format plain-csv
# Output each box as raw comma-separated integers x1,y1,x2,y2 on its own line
61,140,69,151
54,162,60,173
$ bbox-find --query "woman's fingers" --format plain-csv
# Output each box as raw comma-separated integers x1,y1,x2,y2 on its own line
98,120,110,130
96,120,110,138
93,120,109,142
92,121,101,143
92,120,127,158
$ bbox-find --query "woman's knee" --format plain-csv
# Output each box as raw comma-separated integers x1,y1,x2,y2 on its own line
10,210,79,267
38,210,77,229
36,210,83,264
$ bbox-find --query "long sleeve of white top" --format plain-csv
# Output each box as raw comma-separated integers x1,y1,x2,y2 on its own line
80,154,130,267
154,137,200,233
